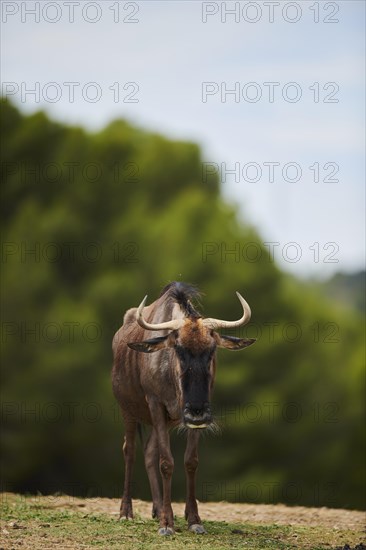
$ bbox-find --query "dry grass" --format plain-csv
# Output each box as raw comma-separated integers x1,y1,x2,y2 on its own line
1,493,365,550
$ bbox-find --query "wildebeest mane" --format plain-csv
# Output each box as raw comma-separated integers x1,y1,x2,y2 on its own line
159,282,202,319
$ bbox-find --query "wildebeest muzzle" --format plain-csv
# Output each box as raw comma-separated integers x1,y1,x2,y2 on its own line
183,401,213,429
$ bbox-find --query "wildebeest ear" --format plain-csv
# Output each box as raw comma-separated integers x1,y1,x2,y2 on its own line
215,334,256,350
128,335,171,353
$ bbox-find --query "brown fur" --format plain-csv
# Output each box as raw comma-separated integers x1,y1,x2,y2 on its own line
111,283,255,534
178,319,213,355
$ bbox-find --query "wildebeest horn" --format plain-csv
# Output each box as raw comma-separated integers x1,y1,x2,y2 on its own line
136,295,185,331
202,292,252,330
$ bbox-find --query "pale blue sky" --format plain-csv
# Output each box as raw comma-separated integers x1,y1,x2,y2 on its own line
1,1,365,277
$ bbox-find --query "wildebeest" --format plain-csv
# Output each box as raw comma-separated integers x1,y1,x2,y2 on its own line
112,282,255,535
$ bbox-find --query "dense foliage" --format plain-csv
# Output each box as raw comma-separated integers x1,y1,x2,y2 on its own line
1,100,364,510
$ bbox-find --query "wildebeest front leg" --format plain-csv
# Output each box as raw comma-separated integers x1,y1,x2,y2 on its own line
119,418,137,520
184,430,206,534
147,399,175,535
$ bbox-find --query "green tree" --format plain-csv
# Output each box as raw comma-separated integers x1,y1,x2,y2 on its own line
1,100,364,510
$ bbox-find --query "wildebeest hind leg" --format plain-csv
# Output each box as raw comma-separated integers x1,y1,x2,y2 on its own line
144,428,162,518
147,398,175,535
119,418,137,520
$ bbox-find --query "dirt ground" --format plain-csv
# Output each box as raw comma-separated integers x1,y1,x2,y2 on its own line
7,493,364,531
1,493,365,550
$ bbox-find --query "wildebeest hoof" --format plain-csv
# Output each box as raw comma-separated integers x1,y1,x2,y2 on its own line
189,523,206,534
119,516,133,521
158,527,175,536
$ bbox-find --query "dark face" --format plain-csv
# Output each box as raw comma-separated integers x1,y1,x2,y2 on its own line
175,343,215,428
128,317,256,430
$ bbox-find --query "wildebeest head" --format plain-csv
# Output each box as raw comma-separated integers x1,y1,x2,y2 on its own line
128,290,256,429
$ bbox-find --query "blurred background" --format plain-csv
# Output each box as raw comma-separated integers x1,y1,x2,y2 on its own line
1,1,365,510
